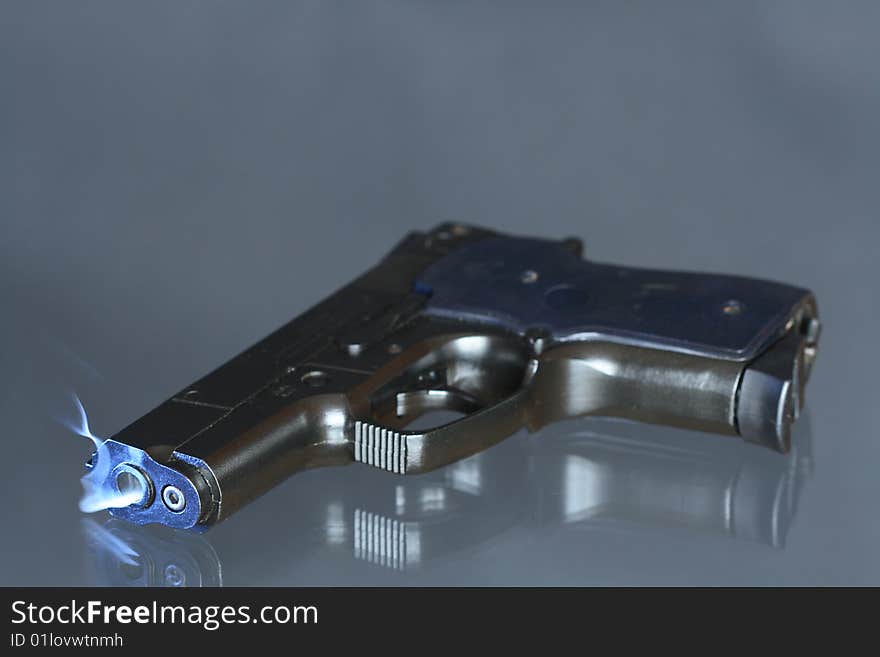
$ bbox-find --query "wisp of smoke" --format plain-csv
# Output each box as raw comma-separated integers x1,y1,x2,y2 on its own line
60,392,143,513
66,393,102,449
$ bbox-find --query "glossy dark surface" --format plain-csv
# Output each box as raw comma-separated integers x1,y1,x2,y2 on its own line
2,2,878,585
418,235,810,359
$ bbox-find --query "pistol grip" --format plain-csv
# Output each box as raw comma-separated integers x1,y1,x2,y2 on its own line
413,235,819,451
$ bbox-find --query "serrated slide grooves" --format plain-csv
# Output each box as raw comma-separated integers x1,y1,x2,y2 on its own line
353,420,407,473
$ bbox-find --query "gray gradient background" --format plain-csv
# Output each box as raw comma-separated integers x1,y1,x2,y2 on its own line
2,2,878,585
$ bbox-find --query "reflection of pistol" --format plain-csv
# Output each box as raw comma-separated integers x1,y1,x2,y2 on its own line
84,419,814,586
87,224,820,529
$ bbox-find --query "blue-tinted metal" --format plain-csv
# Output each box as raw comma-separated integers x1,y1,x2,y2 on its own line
416,237,809,361
102,440,204,529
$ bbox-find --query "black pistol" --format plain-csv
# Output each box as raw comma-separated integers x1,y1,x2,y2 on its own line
83,224,820,529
